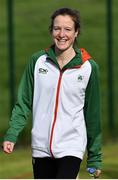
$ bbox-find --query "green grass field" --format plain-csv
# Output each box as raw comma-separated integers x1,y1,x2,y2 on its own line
0,143,118,179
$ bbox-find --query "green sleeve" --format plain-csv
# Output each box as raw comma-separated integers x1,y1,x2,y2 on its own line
4,56,35,143
84,60,102,169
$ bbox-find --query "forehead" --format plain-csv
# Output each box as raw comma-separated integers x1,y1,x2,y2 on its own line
53,15,74,27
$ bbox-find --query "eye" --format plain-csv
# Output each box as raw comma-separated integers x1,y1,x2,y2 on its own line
53,26,60,31
65,28,71,31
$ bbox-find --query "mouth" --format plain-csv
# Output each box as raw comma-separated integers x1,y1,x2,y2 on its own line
57,39,67,44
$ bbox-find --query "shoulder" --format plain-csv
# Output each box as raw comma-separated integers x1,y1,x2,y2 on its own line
79,48,99,66
24,50,46,72
28,50,46,66
79,48,99,72
89,59,99,74
31,50,46,61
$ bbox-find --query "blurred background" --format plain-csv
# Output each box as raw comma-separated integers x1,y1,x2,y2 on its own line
0,0,118,178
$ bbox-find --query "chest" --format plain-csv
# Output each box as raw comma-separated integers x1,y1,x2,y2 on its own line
34,58,92,98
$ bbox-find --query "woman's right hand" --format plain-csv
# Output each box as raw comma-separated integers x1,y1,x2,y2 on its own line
3,141,15,154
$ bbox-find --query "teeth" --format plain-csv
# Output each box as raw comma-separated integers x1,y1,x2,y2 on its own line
59,40,66,42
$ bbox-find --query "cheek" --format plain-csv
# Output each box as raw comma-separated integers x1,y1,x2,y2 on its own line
51,32,58,39
70,34,77,41
51,33,56,41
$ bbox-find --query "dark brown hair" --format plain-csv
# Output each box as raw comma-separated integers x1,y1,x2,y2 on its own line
49,7,81,35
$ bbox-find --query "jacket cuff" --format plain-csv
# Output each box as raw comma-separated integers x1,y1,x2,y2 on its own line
4,134,17,143
87,161,102,169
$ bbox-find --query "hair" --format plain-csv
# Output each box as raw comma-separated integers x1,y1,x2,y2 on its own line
49,7,81,35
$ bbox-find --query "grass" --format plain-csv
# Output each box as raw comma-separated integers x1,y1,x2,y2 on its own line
79,143,118,179
0,143,118,179
0,146,33,179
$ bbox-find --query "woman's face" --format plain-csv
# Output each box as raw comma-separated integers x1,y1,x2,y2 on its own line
51,15,78,52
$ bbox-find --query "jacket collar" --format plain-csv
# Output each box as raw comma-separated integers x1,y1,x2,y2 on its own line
45,45,83,71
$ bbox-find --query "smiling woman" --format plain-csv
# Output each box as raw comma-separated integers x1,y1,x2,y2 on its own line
52,15,78,50
3,7,102,179
50,8,80,54
51,14,78,68
49,8,81,69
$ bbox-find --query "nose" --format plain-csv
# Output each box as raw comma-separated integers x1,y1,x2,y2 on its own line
59,29,65,37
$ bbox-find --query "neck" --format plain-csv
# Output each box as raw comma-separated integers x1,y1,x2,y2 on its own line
55,46,75,60
54,47,76,69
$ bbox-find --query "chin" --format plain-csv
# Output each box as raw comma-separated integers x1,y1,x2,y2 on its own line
56,45,69,52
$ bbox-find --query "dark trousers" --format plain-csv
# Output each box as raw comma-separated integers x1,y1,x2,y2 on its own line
32,156,81,179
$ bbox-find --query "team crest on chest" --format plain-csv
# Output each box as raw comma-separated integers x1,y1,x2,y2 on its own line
78,75,83,82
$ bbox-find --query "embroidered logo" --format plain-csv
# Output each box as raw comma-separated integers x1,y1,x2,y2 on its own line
78,75,83,81
39,68,48,74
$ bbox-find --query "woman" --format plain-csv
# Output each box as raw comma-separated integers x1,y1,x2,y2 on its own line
3,8,102,179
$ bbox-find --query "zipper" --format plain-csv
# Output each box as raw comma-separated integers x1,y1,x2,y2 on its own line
49,71,63,157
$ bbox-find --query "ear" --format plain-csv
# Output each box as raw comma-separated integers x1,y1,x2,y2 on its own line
75,30,79,37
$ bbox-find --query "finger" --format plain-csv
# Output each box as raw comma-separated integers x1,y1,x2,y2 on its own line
4,144,12,153
3,145,11,153
7,144,12,152
94,169,101,178
9,143,14,152
7,143,14,153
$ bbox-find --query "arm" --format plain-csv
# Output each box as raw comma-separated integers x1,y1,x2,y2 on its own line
3,56,35,145
84,60,102,172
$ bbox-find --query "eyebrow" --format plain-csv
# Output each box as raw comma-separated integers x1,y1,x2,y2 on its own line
53,25,73,29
